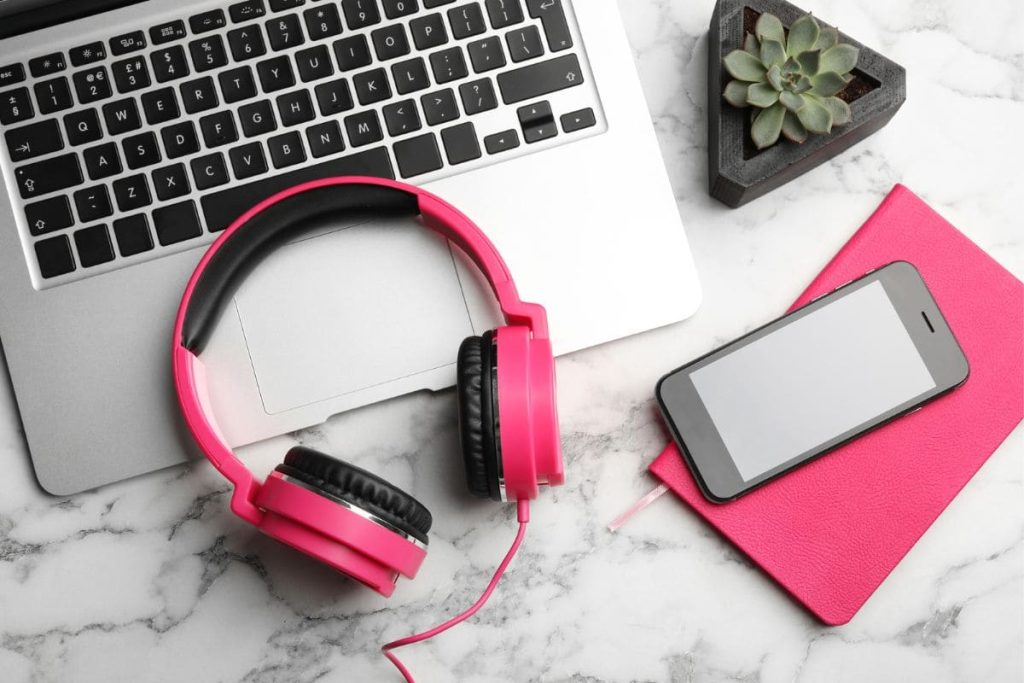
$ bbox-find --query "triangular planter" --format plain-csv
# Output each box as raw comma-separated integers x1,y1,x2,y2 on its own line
708,0,906,208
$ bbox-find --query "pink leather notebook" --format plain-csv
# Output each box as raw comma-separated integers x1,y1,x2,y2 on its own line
649,184,1023,625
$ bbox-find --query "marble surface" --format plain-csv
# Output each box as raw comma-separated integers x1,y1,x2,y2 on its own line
2,0,1022,681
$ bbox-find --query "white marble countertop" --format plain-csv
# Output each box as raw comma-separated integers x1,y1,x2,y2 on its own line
1,0,1022,681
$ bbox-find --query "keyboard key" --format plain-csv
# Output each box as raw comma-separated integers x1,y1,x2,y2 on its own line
485,0,523,28
154,200,203,245
181,77,219,113
506,25,543,62
220,67,258,103
483,128,519,154
342,0,381,30
459,77,497,114
111,32,147,56
239,100,277,136
441,121,480,164
189,10,227,34
70,42,107,67
498,53,581,104
200,111,239,147
227,26,267,62
410,14,448,50
35,235,76,278
430,47,467,83
74,224,114,267
561,107,596,133
268,131,306,168
152,163,191,200
304,4,343,39
230,0,267,22
393,132,441,178
420,88,459,125
391,57,429,95
123,131,162,169
383,99,421,136
141,88,181,125
64,109,103,146
113,214,154,256
467,37,505,72
152,46,191,83
73,67,113,104
372,24,410,61
526,0,572,51
353,68,391,105
29,53,66,78
15,153,83,199
0,88,33,125
84,142,122,180
0,64,26,88
190,36,229,72
162,121,201,158
25,195,74,235
103,98,142,134
5,119,63,162
334,36,372,72
276,90,315,126
344,110,383,146
229,142,268,179
113,174,152,211
517,100,556,142
192,153,230,189
305,120,345,157
34,78,74,114
112,57,151,94
267,15,304,51
448,3,486,39
203,147,393,231
424,0,454,7
270,0,305,10
383,0,418,18
257,56,295,92
315,78,354,115
296,45,334,82
74,185,113,222
150,20,188,45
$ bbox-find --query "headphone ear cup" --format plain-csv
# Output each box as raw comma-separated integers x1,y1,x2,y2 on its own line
276,446,433,543
456,332,503,501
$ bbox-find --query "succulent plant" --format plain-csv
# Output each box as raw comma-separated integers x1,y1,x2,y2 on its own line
722,13,860,149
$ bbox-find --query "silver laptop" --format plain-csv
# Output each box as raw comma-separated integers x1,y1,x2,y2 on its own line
0,0,701,495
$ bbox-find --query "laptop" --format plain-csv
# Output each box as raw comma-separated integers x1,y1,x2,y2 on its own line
0,0,701,495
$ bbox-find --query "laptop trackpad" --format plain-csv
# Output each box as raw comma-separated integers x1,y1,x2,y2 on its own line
233,218,475,415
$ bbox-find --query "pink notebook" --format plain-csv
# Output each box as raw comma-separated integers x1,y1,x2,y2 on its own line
649,185,1023,625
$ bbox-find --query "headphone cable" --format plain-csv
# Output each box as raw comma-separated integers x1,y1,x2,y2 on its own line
381,499,531,682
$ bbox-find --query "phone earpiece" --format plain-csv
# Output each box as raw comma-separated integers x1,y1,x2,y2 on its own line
457,331,503,501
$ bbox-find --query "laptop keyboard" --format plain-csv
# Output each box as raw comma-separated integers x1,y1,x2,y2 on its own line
0,0,603,286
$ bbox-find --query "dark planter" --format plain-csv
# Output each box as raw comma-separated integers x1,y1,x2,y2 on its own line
708,0,906,208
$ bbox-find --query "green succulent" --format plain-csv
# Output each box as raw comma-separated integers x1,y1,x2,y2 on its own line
722,13,860,149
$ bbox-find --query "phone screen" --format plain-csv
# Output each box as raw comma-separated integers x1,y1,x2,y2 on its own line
690,280,935,481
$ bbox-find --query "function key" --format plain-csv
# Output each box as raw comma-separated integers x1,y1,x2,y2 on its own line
29,53,67,78
150,20,188,45
0,63,25,88
70,42,107,67
111,31,148,56
35,235,76,279
189,9,227,34
269,0,305,10
229,0,266,22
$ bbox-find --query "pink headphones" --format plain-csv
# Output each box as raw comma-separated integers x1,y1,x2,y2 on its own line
172,177,563,678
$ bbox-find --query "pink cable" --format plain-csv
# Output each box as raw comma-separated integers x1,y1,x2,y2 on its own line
381,499,531,682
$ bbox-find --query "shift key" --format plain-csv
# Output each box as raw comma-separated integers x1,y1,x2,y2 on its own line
14,153,83,199
497,54,583,104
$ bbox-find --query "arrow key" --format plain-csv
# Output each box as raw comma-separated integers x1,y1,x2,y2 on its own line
25,195,74,236
484,129,520,154
5,119,63,162
560,107,595,133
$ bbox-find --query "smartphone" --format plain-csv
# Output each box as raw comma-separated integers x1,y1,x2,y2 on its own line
656,261,969,503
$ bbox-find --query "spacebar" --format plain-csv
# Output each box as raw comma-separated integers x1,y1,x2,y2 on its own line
201,147,395,232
